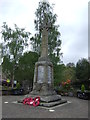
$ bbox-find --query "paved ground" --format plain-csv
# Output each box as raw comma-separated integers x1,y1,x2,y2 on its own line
1,95,89,118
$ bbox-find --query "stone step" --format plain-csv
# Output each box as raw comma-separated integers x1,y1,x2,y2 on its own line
18,94,67,108
40,95,61,102
39,99,67,107
22,94,62,103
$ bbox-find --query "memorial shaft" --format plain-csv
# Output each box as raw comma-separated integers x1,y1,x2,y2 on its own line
31,15,55,96
41,20,48,58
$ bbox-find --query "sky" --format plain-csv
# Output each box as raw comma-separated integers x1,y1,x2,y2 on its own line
0,0,89,65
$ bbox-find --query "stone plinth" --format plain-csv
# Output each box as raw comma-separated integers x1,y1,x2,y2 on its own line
31,60,55,96
27,59,67,106
18,94,67,107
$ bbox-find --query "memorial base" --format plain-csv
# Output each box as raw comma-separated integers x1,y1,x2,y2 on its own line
18,94,67,107
40,99,67,107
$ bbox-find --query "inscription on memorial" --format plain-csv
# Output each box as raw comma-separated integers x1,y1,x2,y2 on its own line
37,66,44,83
48,66,52,84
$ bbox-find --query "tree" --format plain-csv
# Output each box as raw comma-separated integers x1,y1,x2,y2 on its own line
54,63,76,86
0,43,3,65
76,58,89,81
2,56,13,80
30,1,62,65
66,62,75,67
15,51,39,86
54,64,66,86
62,65,76,82
1,22,31,87
1,22,30,61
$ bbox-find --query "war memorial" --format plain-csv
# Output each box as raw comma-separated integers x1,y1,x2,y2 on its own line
19,11,67,107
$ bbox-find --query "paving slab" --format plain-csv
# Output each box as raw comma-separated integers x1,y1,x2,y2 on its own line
2,95,89,118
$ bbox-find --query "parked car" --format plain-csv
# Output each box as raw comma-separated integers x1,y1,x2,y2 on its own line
77,90,90,100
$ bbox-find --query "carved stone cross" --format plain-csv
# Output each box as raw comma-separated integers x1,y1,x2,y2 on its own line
39,16,51,59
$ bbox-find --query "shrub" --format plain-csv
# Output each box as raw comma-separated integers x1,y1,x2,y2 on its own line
81,84,85,92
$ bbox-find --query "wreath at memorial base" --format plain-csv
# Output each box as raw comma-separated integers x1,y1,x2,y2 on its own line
23,96,40,107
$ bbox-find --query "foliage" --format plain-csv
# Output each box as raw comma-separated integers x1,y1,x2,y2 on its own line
30,1,62,65
61,79,71,91
15,51,39,84
2,51,39,86
55,79,74,96
66,62,75,67
1,22,31,86
62,65,76,82
1,22,30,62
16,82,21,89
81,84,85,92
0,43,3,64
2,56,13,80
76,58,89,81
54,64,65,86
54,63,76,86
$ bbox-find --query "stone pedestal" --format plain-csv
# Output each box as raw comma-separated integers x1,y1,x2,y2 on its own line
27,58,67,107
22,94,67,107
31,60,55,96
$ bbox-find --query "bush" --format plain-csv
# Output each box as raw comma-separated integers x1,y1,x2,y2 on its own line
81,84,85,92
16,82,21,89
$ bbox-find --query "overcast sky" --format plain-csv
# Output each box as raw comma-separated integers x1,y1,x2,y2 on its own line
0,0,89,65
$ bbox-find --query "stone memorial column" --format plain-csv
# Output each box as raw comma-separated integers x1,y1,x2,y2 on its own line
31,15,56,96
19,2,67,107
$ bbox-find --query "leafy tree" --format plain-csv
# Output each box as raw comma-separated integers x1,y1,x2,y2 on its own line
1,22,30,61
1,22,31,86
66,62,75,67
15,51,39,86
30,1,62,65
62,65,76,82
54,63,76,86
76,58,89,81
2,56,13,80
0,43,3,65
54,64,66,86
